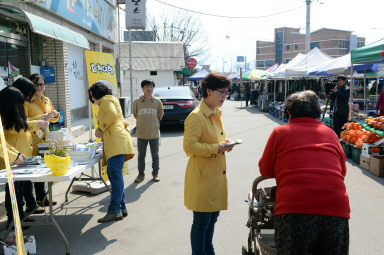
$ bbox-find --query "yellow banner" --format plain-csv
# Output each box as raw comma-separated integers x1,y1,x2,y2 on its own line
84,51,128,180
0,116,26,255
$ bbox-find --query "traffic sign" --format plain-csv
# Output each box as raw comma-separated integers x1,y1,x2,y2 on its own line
186,58,197,69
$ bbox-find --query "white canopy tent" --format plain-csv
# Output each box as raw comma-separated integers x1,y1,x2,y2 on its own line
285,47,332,77
269,54,305,79
308,53,351,76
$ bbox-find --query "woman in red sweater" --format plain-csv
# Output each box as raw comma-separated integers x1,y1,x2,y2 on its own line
259,90,350,255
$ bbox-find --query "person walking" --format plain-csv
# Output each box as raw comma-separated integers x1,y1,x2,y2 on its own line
245,82,251,106
133,80,164,183
24,73,61,208
330,76,350,137
183,73,235,255
259,90,350,255
88,82,135,223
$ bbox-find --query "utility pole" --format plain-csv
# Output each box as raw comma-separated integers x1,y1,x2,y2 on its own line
305,0,311,54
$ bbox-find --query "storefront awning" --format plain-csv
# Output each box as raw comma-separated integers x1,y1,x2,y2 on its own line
23,11,89,49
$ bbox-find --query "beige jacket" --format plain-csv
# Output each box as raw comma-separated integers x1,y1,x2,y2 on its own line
133,95,164,139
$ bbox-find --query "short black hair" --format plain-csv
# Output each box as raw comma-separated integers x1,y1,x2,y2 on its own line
29,73,46,84
0,86,28,132
88,82,112,103
141,79,155,88
12,77,36,102
337,76,347,82
201,72,231,98
285,90,321,120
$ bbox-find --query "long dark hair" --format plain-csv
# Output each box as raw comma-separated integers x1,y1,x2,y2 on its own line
12,77,36,102
29,73,45,84
0,86,28,132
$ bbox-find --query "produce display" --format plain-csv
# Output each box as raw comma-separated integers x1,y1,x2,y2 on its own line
340,122,382,149
361,117,384,137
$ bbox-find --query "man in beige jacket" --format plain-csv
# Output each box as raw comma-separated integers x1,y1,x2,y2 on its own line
133,80,164,183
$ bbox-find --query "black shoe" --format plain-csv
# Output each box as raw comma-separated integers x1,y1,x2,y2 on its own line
134,174,145,183
122,209,128,218
97,213,123,223
37,199,57,207
26,205,45,214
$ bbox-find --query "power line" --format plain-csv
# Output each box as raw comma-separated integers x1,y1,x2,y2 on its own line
153,0,305,19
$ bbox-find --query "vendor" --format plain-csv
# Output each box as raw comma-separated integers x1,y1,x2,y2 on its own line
0,86,48,226
26,73,60,208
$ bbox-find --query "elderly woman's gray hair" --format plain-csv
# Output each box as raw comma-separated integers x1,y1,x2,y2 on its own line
285,90,321,120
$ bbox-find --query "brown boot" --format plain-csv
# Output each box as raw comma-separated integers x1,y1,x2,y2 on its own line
134,173,145,183
97,213,123,223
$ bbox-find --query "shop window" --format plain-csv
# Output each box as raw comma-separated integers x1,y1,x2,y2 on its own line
150,71,157,76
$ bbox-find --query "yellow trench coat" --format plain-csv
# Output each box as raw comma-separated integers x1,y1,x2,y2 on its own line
183,101,228,212
98,95,134,161
24,95,60,156
0,121,39,169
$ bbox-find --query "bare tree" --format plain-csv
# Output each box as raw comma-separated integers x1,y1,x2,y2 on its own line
147,11,210,61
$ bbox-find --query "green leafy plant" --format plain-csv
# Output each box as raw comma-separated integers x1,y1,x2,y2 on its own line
46,139,76,157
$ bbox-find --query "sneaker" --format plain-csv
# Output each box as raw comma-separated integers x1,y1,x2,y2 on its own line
37,199,57,207
97,213,123,223
134,173,145,183
152,173,160,182
122,209,128,218
26,205,45,214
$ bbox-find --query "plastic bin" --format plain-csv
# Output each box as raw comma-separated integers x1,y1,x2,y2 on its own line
351,145,362,164
340,140,352,158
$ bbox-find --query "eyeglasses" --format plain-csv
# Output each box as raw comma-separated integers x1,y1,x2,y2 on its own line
214,89,227,96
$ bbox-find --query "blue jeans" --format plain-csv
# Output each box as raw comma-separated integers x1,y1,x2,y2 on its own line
137,138,159,174
107,154,126,213
191,211,220,255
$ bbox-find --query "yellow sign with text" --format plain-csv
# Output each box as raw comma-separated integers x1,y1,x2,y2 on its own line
84,51,128,180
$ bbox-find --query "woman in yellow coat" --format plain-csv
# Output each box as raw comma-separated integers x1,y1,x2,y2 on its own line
88,82,134,223
0,86,48,225
183,73,234,255
26,73,60,207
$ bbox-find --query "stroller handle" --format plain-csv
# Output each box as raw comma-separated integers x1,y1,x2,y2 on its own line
251,175,269,207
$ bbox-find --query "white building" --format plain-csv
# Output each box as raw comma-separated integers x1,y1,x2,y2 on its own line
119,42,185,100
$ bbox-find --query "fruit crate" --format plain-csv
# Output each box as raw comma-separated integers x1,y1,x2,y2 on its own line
351,145,362,164
340,140,352,158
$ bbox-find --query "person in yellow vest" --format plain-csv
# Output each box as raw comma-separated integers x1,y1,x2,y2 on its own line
26,73,60,207
88,82,135,223
183,73,235,254
0,86,49,226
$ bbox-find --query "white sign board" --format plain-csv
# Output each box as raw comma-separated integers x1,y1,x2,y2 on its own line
67,44,87,110
125,0,146,29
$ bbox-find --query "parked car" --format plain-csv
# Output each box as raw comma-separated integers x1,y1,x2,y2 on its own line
153,86,198,124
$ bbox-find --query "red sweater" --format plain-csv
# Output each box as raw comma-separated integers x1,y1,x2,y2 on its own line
259,117,350,219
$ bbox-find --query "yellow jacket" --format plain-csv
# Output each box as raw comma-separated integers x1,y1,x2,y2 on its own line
24,95,60,155
0,121,39,169
183,101,228,212
98,95,135,161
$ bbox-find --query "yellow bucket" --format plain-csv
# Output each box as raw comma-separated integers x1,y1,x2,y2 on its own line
44,153,71,176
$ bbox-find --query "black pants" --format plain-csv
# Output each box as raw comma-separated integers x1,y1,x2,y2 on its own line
275,214,349,255
333,111,348,137
5,181,26,224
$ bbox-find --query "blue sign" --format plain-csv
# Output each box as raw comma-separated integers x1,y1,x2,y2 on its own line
237,56,245,62
40,66,55,84
38,0,117,42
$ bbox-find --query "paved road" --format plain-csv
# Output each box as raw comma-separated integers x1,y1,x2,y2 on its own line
3,101,384,254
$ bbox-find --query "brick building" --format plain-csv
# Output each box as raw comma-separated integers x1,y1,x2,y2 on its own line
0,1,118,128
256,27,365,70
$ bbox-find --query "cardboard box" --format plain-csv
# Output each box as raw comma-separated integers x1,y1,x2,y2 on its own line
369,155,384,177
360,155,370,170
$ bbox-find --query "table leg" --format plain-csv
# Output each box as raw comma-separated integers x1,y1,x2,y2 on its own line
48,182,70,255
64,178,76,203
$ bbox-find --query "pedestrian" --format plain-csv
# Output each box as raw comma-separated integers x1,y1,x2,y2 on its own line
24,73,61,208
133,80,164,183
376,89,384,116
183,73,235,255
330,76,350,137
245,82,251,106
259,90,350,255
0,86,48,227
88,82,135,223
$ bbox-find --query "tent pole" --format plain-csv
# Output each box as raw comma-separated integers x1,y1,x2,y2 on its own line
363,75,367,115
284,80,287,101
349,65,353,122
274,80,276,101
